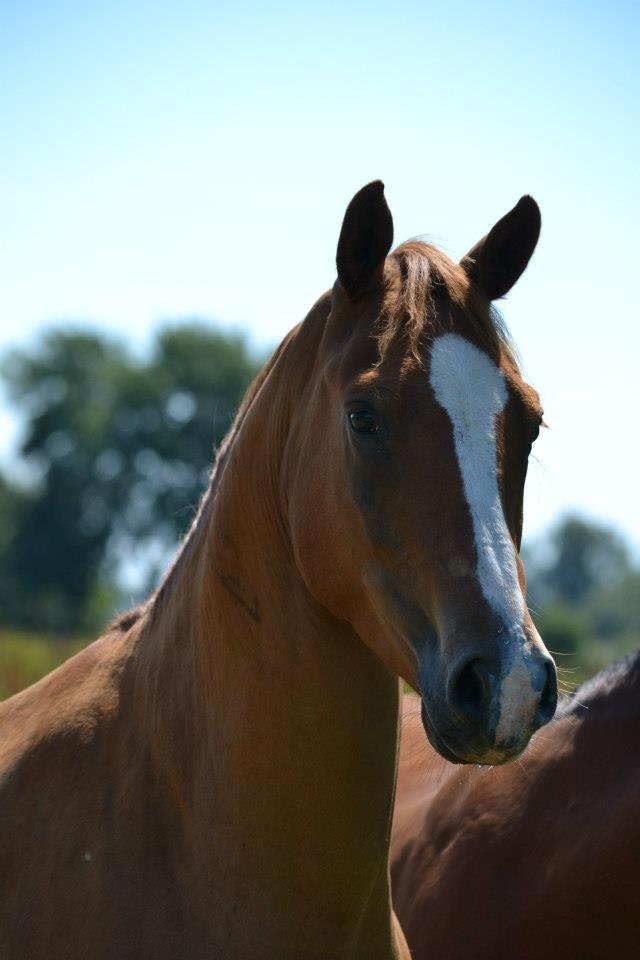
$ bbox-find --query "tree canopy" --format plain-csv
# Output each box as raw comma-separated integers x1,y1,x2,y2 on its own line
0,324,261,632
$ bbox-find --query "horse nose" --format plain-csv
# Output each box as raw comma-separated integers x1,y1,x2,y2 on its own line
531,656,558,730
448,650,558,733
448,656,499,725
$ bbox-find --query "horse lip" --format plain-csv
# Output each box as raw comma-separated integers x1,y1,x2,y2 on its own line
420,699,529,767
420,700,470,765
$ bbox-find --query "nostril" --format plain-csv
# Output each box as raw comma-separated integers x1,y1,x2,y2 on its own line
534,659,558,728
450,659,488,721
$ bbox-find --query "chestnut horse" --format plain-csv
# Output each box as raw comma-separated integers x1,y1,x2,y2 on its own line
0,182,555,959
392,651,640,959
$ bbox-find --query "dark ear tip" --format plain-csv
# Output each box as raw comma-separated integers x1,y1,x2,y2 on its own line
516,195,541,226
352,179,385,201
336,180,393,299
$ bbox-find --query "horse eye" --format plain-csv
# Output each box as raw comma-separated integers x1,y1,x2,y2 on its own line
348,409,380,435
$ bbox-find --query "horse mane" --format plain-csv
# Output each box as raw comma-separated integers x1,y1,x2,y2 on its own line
379,240,518,368
109,607,143,632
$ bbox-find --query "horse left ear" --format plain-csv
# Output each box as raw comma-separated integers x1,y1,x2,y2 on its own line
460,196,541,300
337,181,394,299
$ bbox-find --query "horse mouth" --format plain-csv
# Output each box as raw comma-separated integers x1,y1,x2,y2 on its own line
420,700,469,764
420,700,526,766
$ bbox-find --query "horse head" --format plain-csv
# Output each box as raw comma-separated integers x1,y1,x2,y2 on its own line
286,181,556,765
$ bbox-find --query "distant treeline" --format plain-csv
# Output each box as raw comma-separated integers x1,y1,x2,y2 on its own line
0,324,637,693
524,516,639,685
0,324,262,634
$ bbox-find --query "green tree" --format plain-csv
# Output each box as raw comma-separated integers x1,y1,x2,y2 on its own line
0,324,261,632
537,515,630,607
2,331,128,631
0,477,34,626
586,571,640,641
534,604,590,657
524,515,639,683
106,324,259,552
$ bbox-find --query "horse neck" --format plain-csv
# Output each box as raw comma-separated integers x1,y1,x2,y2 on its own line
132,317,401,922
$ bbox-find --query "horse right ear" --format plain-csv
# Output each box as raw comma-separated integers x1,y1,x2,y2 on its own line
460,196,541,301
336,181,394,299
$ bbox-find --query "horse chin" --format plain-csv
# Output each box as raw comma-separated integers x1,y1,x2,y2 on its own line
420,700,467,764
424,724,469,765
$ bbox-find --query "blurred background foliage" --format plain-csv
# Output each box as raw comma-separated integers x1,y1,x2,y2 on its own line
523,517,639,689
0,323,260,637
0,324,638,698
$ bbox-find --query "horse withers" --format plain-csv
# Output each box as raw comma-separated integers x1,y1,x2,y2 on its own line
0,182,555,958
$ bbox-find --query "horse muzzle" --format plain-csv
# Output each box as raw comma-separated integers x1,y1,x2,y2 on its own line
419,636,557,765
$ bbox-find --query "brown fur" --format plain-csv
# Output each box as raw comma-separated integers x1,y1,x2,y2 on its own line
0,185,548,958
391,653,640,959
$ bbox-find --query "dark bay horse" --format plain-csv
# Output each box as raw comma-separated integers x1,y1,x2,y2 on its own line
392,651,640,959
0,182,555,958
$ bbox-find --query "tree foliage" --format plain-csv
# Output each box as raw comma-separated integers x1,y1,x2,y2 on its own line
525,514,630,607
541,516,630,605
525,514,638,683
0,324,261,632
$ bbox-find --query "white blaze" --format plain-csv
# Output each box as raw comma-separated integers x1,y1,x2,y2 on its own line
429,333,525,627
429,334,541,741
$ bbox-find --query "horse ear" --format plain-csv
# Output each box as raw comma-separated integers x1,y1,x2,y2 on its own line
336,181,394,299
460,196,541,300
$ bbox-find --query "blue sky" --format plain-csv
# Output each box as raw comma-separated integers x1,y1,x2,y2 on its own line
1,0,639,548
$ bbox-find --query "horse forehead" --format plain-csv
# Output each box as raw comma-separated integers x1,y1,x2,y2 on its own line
347,331,534,421
428,333,508,421
350,340,507,415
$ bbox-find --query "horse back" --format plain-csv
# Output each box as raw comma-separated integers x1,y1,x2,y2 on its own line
392,661,640,960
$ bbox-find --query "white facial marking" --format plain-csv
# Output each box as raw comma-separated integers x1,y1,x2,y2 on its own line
429,333,538,741
494,644,537,743
429,333,524,626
